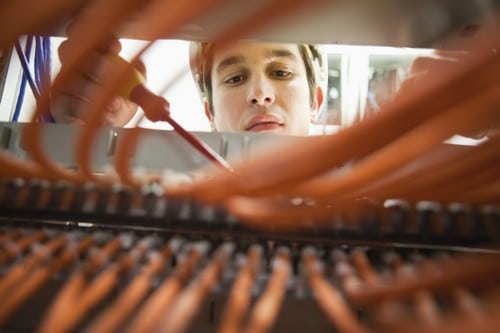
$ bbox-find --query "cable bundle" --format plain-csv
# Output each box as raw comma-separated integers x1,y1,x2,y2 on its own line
0,1,499,332
0,179,498,246
0,222,499,332
0,0,497,227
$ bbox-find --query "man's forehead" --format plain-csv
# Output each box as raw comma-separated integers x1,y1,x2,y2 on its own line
213,43,301,69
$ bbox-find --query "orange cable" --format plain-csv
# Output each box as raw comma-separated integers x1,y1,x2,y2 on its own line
302,247,371,333
242,247,291,333
218,245,263,333
125,241,208,333
0,235,96,327
157,242,234,333
83,238,179,333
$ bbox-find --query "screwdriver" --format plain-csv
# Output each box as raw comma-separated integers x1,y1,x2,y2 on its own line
109,55,232,171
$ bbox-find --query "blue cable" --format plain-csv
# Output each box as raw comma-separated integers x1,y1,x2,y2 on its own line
12,36,37,122
34,36,45,122
14,37,40,99
12,35,53,122
36,36,54,123
43,37,52,90
35,36,43,89
12,63,28,122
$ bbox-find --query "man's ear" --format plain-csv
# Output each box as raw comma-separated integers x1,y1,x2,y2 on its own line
204,101,217,131
310,86,324,123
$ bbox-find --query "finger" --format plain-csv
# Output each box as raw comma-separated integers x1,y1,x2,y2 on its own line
58,35,121,65
55,66,102,96
58,51,115,89
103,97,139,127
50,71,103,123
50,93,89,124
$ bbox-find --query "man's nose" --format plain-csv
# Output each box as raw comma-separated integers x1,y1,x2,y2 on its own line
247,76,275,106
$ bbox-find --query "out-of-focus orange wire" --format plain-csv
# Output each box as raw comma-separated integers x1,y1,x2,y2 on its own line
180,40,500,204
356,250,441,328
302,247,371,333
0,230,48,265
75,0,227,187
0,152,45,179
0,0,371,192
451,288,486,328
82,238,179,333
224,86,500,227
331,249,365,296
372,252,500,333
114,0,322,189
0,234,69,299
370,252,409,327
242,247,291,333
69,241,150,328
157,243,234,333
280,83,500,200
223,195,387,231
0,235,96,327
408,257,443,328
455,179,500,204
218,245,263,333
346,134,500,202
38,236,152,333
125,241,208,333
0,0,84,49
0,229,22,246
19,0,150,185
344,253,500,308
351,249,379,286
383,286,500,333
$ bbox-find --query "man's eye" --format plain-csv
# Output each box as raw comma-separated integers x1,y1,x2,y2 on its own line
272,70,292,79
224,75,246,85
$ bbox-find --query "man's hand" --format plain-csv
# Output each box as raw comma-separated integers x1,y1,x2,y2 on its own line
51,36,146,127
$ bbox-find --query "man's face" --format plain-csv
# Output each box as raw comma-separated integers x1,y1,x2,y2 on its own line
208,42,319,136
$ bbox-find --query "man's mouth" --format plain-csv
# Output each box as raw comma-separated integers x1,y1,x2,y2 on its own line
245,115,284,132
246,122,284,132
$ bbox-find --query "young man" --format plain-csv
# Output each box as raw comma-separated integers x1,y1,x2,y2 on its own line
190,41,325,136
51,39,326,136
